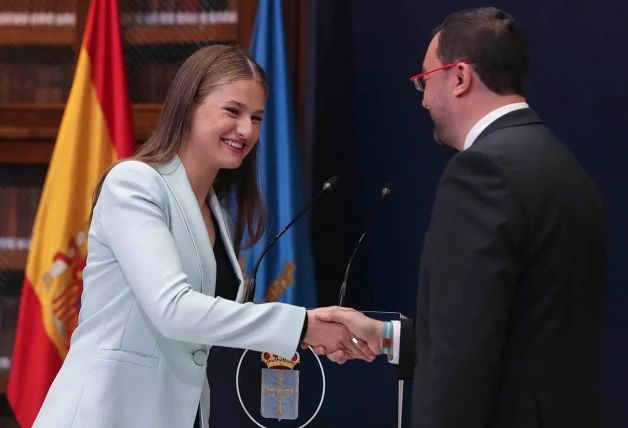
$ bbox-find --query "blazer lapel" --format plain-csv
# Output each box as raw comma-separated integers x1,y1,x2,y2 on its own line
207,192,245,303
156,155,217,296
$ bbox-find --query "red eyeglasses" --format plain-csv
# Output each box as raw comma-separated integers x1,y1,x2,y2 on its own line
409,60,474,91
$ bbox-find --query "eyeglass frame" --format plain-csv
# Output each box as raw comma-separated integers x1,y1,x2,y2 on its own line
409,60,474,92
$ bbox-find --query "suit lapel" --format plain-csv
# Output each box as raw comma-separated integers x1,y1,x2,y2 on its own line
157,155,216,296
476,108,544,142
208,192,245,303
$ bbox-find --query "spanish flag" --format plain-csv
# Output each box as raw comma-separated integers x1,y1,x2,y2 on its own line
7,0,134,425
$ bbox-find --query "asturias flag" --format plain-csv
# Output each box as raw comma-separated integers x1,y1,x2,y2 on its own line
241,0,317,307
7,0,134,425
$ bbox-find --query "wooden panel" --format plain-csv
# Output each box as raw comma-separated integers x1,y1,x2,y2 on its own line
282,0,308,155
124,24,237,45
75,0,92,55
0,26,74,46
0,142,55,164
0,250,28,271
0,127,58,141
237,0,259,49
0,371,7,394
128,104,162,138
0,103,163,163
0,103,66,129
0,103,162,131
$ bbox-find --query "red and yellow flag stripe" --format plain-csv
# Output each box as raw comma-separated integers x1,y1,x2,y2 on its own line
7,1,134,426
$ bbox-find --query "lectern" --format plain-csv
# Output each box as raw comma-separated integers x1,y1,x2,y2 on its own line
207,311,413,427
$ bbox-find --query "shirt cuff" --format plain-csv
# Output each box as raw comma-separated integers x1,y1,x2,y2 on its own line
299,310,308,341
387,320,401,365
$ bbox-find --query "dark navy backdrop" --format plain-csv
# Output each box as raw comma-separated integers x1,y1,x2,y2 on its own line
305,1,628,427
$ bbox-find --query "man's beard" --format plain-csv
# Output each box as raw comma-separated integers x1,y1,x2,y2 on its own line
432,121,449,147
433,129,445,146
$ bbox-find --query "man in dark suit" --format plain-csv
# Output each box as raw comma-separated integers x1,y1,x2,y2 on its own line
310,7,607,428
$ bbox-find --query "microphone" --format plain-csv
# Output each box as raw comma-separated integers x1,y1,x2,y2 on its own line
243,176,340,303
337,181,393,306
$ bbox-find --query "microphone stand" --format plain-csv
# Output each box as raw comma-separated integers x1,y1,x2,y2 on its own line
337,182,392,306
243,177,339,303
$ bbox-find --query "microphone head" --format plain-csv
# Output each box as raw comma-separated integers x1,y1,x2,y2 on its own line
381,181,393,198
323,176,340,191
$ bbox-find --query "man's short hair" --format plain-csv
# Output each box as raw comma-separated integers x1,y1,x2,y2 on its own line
433,7,528,96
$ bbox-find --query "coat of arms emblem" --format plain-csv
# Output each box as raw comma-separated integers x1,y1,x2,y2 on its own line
260,352,300,420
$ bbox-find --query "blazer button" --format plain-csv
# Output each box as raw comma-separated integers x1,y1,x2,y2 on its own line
193,350,207,366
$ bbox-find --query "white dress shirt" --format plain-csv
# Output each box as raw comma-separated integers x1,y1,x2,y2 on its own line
463,102,529,150
388,102,529,365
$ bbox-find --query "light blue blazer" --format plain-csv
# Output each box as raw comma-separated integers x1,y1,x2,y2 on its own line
33,156,306,428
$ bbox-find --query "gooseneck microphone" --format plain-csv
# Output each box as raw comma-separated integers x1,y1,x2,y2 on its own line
337,181,393,306
243,176,340,303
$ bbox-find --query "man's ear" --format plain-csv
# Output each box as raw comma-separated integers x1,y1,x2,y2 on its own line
453,62,473,97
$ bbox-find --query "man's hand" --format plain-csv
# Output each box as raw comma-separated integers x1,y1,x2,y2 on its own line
302,307,376,362
301,307,385,364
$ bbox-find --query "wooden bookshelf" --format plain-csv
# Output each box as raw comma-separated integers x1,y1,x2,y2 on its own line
0,251,28,271
0,103,67,129
124,24,237,45
0,142,54,164
0,103,163,164
0,371,8,394
0,103,162,129
0,26,75,46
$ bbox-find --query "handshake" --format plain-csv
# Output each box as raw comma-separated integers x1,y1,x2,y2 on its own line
300,307,386,364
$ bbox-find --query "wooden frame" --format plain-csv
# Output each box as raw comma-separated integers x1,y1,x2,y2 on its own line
0,249,28,271
124,24,238,45
0,26,75,46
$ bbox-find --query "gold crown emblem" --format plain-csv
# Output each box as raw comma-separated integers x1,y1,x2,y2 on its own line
261,352,300,370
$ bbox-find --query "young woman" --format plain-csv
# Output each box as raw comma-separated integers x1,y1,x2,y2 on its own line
33,45,373,428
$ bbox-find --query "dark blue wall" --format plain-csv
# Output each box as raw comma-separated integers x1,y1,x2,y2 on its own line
306,1,628,427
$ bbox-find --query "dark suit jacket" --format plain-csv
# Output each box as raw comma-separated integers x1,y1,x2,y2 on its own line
396,108,607,428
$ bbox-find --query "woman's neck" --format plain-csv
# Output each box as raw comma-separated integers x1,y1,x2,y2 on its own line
178,149,219,206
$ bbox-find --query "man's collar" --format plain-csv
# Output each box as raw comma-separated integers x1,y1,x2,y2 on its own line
463,102,530,150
